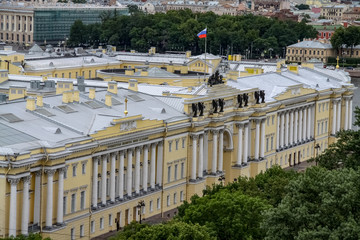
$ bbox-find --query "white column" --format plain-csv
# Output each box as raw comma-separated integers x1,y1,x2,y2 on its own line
276,114,280,149
156,142,163,186
311,105,315,138
285,112,289,147
191,135,197,180
127,149,133,197
349,98,353,130
150,144,156,189
303,107,307,140
135,147,141,194
294,110,298,144
45,169,55,229
8,178,19,237
218,130,224,172
299,108,303,143
290,110,294,145
101,155,107,205
307,106,311,139
243,123,249,164
255,120,260,160
142,145,149,192
118,151,125,199
203,132,208,174
198,135,204,178
211,130,218,174
33,171,41,225
236,124,243,165
280,113,284,148
110,153,116,202
260,119,265,158
56,168,65,225
345,98,349,130
21,176,30,235
332,101,337,135
92,158,99,208
337,100,341,131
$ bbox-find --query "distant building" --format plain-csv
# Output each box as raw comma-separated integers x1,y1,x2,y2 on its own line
342,6,360,22
0,3,128,45
320,4,349,23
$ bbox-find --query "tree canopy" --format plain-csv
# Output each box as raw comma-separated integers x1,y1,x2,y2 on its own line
69,10,317,57
331,26,360,56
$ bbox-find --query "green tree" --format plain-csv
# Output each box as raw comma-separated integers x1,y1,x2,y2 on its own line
343,26,360,56
331,27,345,55
295,4,310,10
111,221,215,240
69,20,88,46
178,189,271,240
311,106,360,170
262,167,360,239
0,233,51,240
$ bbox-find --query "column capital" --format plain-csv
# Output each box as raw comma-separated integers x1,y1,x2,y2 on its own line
35,170,42,177
211,129,219,135
22,175,31,183
45,169,56,176
143,144,150,150
93,157,100,163
190,134,199,140
127,148,135,153
8,178,20,185
157,141,164,147
58,167,67,174
135,146,143,151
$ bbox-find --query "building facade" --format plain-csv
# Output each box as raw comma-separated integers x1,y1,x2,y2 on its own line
0,61,354,239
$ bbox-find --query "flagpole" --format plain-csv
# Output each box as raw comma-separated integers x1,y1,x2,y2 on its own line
204,27,207,83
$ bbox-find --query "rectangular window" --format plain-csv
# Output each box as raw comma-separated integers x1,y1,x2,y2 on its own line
62,73,64,78
63,196,67,215
157,198,161,209
266,138,269,152
109,214,113,226
71,193,76,213
181,163,184,178
317,123,320,135
71,228,75,240
82,163,86,174
69,73,71,78
175,140,179,150
174,164,178,180
322,103,325,112
80,224,84,238
167,166,171,183
150,200,153,212
80,191,85,210
321,122,324,134
174,193,177,204
271,136,274,150
100,218,104,230
325,121,328,132
318,104,321,112
272,115,275,125
167,195,170,206
180,191,184,202
91,221,95,233
73,165,77,177
182,138,185,148
267,117,269,126
169,142,172,152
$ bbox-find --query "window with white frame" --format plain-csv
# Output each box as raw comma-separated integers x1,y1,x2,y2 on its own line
167,195,170,206
100,217,104,229
182,138,185,148
91,221,95,233
82,162,86,175
167,166,171,183
174,164,178,180
72,165,77,177
80,191,85,210
271,136,274,150
175,140,179,150
71,193,76,213
157,198,161,209
63,196,67,215
71,228,75,240
150,200,153,212
181,162,184,178
180,191,184,202
109,214,113,226
64,167,68,179
169,141,172,152
80,224,84,238
174,193,177,204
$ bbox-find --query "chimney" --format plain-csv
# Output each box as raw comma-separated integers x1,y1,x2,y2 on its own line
26,97,36,111
108,81,118,95
62,91,73,103
128,79,138,92
36,95,43,107
186,51,192,58
73,90,80,102
89,88,96,99
105,94,112,107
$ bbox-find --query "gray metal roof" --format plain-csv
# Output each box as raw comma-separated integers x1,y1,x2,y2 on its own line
288,41,332,49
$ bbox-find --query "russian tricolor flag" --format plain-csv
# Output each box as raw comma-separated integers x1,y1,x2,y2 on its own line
197,28,207,39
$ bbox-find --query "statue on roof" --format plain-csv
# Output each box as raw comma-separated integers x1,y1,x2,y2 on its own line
192,103,198,117
243,93,249,107
208,70,224,87
219,98,225,112
198,102,205,116
237,94,243,108
212,99,218,113
255,91,260,104
260,90,265,103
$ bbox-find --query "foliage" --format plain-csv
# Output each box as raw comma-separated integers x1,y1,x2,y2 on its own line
177,188,271,240
261,167,360,239
331,26,360,56
111,220,215,240
1,233,50,240
68,11,317,56
311,106,360,170
295,4,310,10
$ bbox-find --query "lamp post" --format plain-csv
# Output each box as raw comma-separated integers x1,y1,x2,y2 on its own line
136,200,145,224
268,48,273,59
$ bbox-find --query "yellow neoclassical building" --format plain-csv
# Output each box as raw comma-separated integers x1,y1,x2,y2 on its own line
0,60,355,240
